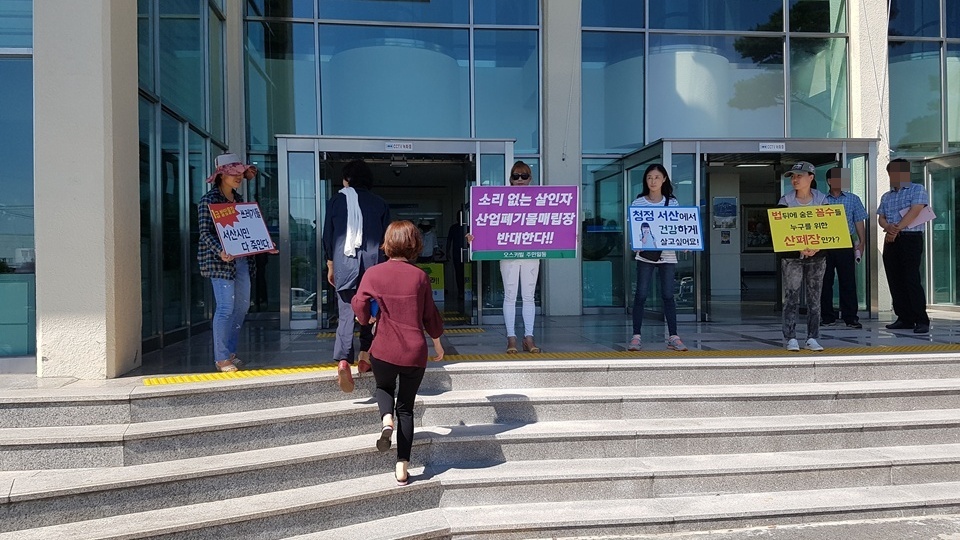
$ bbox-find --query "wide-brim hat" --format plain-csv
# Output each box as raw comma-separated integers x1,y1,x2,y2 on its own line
205,153,256,183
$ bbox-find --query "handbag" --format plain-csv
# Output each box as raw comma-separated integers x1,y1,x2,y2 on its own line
637,197,669,262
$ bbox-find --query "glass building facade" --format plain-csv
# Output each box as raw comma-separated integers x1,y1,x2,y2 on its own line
8,0,960,367
138,0,228,351
0,0,34,358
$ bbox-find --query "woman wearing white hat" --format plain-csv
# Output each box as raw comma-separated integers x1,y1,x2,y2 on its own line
197,153,273,372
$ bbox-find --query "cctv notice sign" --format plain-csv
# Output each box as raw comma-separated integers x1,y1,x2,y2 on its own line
209,203,274,256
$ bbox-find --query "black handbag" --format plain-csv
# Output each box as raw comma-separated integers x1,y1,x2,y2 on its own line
637,197,669,262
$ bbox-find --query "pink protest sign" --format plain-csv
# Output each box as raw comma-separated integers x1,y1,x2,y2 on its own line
469,185,579,260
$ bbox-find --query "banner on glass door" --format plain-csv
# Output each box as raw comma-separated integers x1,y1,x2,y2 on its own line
209,202,274,256
469,185,578,260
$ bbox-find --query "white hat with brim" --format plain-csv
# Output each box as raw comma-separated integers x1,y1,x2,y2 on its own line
206,153,255,183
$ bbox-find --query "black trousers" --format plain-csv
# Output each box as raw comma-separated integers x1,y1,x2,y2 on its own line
371,357,426,462
820,247,858,323
881,232,929,326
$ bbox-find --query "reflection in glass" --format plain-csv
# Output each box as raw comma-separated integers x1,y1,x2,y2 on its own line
930,161,960,304
949,0,960,38
791,37,848,137
319,0,468,24
188,130,208,324
671,155,696,315
581,0,644,28
0,58,34,356
789,0,846,33
889,0,939,37
247,0,314,18
209,9,225,141
582,31,644,154
246,22,318,152
161,113,185,332
247,154,280,313
845,154,868,312
160,0,201,16
474,30,539,153
138,0,153,91
582,159,624,308
889,41,942,154
288,153,317,321
949,45,960,151
474,0,537,25
159,7,204,125
319,24,469,138
649,0,781,31
139,98,155,340
478,154,506,315
648,35,784,139
0,0,32,48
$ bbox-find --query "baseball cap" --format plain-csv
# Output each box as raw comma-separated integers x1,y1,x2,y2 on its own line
783,161,816,177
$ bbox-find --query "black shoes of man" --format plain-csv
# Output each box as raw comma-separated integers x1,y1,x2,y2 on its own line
886,319,929,333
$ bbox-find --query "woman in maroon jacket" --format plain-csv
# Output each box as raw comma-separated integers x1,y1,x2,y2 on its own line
352,220,445,485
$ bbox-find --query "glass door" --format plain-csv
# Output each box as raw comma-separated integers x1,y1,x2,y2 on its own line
277,136,514,330
929,157,960,305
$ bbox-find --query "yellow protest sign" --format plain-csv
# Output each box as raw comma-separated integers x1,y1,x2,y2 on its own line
766,205,853,252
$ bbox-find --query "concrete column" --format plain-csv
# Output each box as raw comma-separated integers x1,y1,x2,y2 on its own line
33,1,141,378
848,0,891,313
541,0,582,316
225,0,246,155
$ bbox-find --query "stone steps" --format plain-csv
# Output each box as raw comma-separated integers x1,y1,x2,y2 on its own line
3,355,960,537
6,438,960,531
4,385,960,470
438,481,960,539
5,355,960,428
4,477,960,539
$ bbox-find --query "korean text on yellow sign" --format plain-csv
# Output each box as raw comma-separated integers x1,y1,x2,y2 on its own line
766,205,853,252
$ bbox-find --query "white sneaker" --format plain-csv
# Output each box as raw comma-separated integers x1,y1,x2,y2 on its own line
805,338,824,351
785,338,800,352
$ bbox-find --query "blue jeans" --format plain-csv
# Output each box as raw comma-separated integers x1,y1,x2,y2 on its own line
632,260,677,336
211,257,250,364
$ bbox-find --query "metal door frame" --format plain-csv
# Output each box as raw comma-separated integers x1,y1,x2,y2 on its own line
277,135,515,330
622,138,880,322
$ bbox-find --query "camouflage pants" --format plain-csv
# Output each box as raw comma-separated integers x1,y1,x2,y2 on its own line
782,256,826,340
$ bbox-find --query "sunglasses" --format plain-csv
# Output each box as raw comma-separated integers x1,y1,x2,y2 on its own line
510,173,531,180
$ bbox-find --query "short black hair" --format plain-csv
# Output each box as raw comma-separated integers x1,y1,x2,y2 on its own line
342,159,374,190
886,158,910,172
827,167,843,179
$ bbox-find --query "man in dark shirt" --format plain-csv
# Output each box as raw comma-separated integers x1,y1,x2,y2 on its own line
878,159,931,334
321,159,391,392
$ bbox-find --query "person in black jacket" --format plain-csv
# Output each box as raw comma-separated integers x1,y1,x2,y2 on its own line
321,159,391,392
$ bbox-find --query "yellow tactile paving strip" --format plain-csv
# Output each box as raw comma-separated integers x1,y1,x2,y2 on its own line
316,327,484,339
142,343,960,386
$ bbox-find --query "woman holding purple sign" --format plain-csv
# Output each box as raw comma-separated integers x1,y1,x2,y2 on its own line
198,153,275,372
466,161,542,354
628,164,688,352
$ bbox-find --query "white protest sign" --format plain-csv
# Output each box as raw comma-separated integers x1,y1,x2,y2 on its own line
628,206,704,251
209,202,274,256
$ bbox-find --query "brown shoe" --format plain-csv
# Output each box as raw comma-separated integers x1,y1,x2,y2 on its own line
522,336,541,353
336,360,355,393
505,337,519,354
357,351,372,374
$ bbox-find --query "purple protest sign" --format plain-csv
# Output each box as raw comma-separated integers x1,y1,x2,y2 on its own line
469,185,579,260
